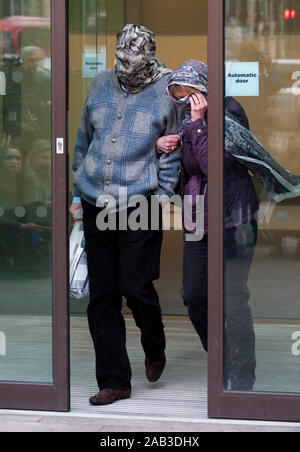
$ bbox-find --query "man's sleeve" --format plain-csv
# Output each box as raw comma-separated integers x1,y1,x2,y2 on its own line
154,104,182,203
72,78,98,199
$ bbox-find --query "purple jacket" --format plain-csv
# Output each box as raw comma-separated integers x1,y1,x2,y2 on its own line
181,97,259,235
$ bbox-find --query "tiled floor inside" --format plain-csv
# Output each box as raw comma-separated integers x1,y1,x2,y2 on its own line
71,317,208,420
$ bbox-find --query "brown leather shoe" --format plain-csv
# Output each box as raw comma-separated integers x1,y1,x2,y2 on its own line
89,388,131,406
145,352,166,383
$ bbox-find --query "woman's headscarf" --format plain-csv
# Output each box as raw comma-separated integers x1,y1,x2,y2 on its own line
167,59,300,203
114,24,170,93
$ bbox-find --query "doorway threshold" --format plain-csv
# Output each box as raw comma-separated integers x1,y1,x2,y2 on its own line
1,318,300,431
69,317,300,432
71,316,208,421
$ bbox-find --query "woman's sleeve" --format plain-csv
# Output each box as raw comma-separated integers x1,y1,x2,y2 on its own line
183,119,208,177
153,103,182,203
183,118,235,175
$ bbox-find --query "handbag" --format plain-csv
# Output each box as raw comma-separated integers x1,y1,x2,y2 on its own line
69,221,89,299
175,162,189,197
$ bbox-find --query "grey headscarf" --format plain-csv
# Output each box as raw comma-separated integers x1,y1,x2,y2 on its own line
114,24,170,93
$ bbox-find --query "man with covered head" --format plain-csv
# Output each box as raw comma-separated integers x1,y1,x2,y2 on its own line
70,24,181,405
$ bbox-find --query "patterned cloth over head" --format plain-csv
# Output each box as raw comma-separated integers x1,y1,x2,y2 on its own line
115,24,170,93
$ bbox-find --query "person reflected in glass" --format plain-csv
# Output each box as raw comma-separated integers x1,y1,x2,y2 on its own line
0,138,27,268
0,137,52,271
22,138,52,268
20,46,51,142
0,139,24,210
166,60,259,391
25,139,51,203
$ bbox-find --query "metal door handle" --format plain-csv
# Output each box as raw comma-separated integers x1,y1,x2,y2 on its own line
56,138,64,154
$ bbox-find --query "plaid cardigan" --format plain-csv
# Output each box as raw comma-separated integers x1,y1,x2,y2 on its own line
72,69,181,209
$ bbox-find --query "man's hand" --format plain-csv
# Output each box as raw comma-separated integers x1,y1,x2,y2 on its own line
69,203,83,221
156,134,180,154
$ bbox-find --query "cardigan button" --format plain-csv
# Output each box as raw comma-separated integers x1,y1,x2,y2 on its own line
197,129,202,134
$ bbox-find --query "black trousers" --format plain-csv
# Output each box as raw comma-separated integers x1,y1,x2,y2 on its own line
82,198,165,391
182,221,257,388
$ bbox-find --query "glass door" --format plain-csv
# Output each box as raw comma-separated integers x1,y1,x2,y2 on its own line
0,0,69,411
208,0,300,421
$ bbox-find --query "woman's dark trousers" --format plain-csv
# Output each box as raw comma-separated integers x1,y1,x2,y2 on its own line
182,221,257,390
82,198,166,391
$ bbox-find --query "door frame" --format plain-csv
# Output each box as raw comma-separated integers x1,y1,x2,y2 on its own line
0,0,69,412
207,0,300,422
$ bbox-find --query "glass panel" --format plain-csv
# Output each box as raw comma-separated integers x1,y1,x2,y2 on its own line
224,0,300,393
69,0,108,315
0,0,52,382
143,0,207,73
142,0,207,34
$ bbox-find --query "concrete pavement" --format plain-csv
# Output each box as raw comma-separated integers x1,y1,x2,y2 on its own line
1,411,300,432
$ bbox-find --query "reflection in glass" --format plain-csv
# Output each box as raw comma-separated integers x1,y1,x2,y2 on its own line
0,1,52,383
224,0,300,393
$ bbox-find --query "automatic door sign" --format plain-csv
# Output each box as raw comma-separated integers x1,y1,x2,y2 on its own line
226,62,259,97
82,53,106,79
